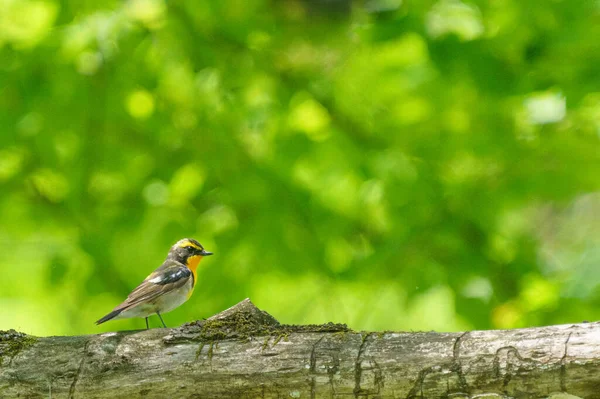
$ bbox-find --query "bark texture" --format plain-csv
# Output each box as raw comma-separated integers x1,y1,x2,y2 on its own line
0,298,599,399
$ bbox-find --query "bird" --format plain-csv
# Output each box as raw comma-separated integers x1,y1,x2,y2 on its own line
96,238,213,329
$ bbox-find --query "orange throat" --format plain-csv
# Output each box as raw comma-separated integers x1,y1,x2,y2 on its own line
187,255,202,288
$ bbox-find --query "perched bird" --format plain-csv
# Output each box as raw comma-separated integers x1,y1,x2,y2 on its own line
96,238,213,329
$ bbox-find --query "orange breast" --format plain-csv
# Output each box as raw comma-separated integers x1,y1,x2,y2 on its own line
186,255,202,296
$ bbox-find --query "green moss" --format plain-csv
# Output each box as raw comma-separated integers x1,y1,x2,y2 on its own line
195,342,205,361
262,336,270,350
332,331,350,340
207,342,214,361
195,341,219,361
0,329,38,365
165,300,352,350
171,311,350,346
272,332,288,346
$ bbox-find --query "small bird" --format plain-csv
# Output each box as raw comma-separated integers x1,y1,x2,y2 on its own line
96,238,213,329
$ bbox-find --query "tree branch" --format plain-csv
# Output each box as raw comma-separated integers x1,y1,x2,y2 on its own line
1,299,598,398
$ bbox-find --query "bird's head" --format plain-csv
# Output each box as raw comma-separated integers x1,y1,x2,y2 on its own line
168,238,213,268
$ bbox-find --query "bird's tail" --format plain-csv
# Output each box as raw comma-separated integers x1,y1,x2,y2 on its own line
95,309,123,325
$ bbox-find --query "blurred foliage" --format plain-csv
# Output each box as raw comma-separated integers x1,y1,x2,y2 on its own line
1,0,600,336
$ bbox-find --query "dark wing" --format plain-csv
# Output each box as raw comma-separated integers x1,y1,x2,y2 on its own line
116,260,191,311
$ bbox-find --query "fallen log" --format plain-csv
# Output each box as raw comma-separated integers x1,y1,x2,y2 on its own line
1,298,598,398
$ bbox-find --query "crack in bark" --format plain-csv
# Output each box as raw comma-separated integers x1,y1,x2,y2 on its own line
353,332,372,398
309,336,325,399
405,365,437,399
560,331,573,392
327,345,341,398
491,345,539,392
68,339,90,399
309,336,325,373
451,331,470,395
493,346,518,390
492,349,500,378
502,365,512,391
406,333,471,398
372,359,384,394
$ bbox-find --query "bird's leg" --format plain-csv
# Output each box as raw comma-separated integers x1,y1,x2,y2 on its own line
145,317,149,330
156,311,167,328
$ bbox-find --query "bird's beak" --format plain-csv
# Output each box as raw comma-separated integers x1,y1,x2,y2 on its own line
200,249,213,256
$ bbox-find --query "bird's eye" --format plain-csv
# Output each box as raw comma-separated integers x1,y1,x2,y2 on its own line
186,246,194,251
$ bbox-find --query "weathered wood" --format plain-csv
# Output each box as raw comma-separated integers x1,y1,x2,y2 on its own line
1,298,599,398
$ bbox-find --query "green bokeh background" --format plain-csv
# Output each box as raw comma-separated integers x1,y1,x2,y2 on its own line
1,0,600,336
